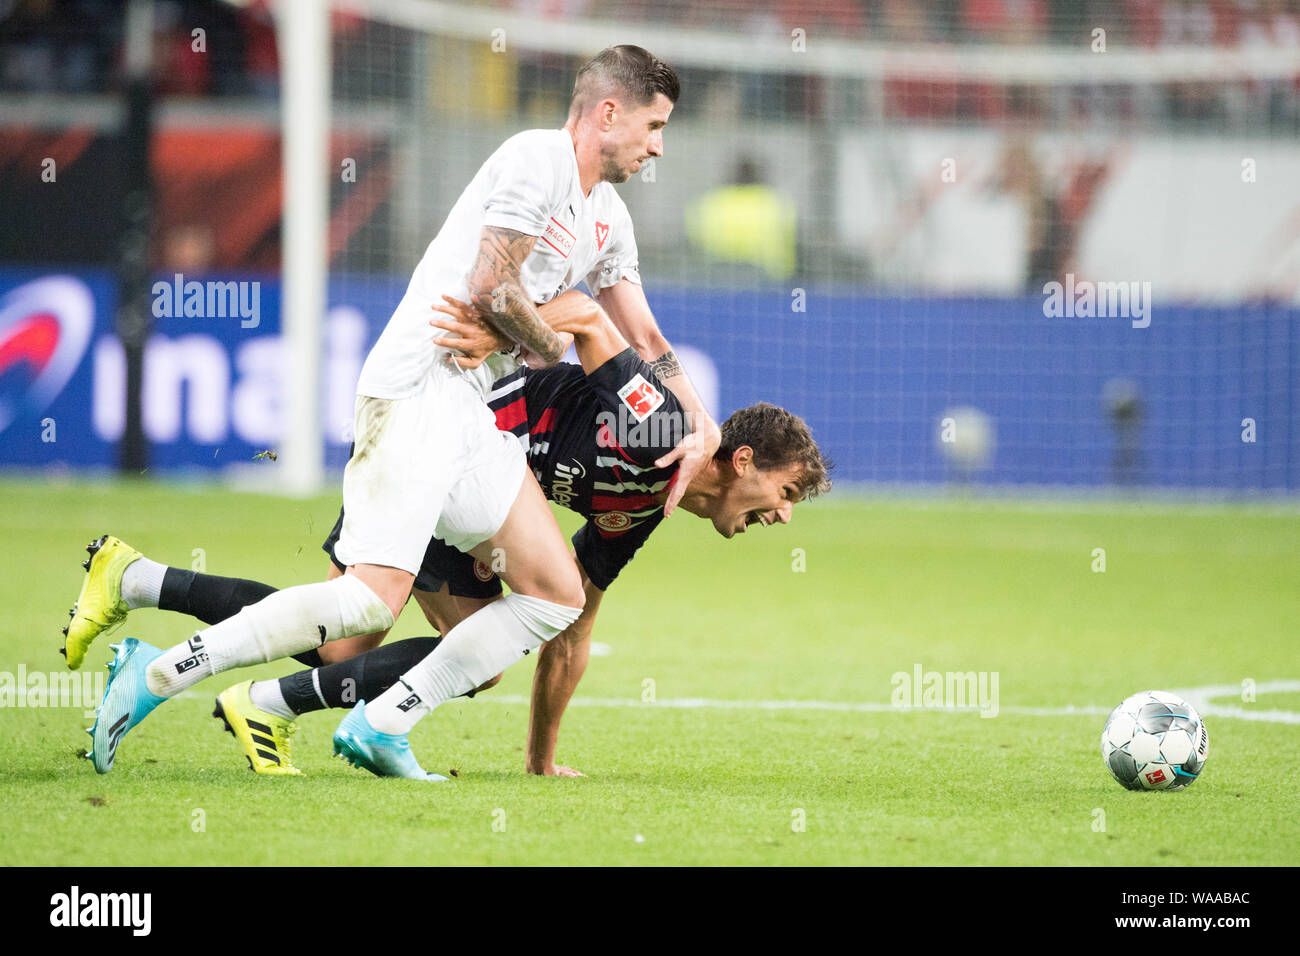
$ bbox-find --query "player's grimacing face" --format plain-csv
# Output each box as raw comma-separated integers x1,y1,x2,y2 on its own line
598,93,673,183
713,461,802,539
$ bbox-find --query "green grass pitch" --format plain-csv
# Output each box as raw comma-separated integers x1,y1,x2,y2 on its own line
1,477,1297,866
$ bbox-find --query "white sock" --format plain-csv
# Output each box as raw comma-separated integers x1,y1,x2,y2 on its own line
366,593,581,735
249,679,296,721
121,557,166,610
145,575,394,698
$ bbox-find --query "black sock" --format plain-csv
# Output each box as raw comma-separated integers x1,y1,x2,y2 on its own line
158,568,278,626
278,636,443,716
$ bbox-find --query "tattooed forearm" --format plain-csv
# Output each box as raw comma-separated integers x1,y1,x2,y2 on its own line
466,225,565,363
485,283,567,363
649,349,684,382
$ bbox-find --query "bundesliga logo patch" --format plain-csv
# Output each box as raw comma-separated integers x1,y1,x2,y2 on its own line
616,373,664,423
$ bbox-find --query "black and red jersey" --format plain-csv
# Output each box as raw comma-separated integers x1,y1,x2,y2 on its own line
487,348,686,590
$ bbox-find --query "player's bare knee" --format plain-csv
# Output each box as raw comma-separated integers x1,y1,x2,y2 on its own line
544,564,586,611
347,564,412,621
523,578,584,613
504,554,583,609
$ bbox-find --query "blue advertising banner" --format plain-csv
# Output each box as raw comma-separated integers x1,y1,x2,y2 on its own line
0,267,1295,490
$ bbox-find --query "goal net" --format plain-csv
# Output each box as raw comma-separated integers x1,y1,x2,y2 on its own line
315,0,1300,494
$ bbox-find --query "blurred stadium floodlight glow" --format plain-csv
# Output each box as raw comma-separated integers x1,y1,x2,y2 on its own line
277,0,329,496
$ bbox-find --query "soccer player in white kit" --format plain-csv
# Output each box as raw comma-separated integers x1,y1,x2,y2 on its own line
87,46,722,779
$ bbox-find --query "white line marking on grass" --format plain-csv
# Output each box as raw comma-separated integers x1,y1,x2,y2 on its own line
476,681,1300,724
479,695,1109,716
1172,680,1300,725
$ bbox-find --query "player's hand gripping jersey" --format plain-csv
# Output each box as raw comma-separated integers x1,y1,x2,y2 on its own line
356,129,641,401
325,349,685,594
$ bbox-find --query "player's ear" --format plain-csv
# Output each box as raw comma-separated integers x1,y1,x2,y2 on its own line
599,99,617,131
731,445,754,476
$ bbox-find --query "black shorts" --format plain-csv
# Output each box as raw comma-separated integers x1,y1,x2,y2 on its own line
322,506,504,599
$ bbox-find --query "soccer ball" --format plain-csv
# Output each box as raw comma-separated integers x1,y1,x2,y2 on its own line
1100,690,1209,791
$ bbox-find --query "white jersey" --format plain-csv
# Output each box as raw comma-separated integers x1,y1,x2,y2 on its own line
356,128,642,400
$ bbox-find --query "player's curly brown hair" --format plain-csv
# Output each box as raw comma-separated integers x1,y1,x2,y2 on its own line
569,45,680,116
715,402,833,500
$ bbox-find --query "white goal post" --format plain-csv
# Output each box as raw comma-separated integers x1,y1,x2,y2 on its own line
276,0,330,495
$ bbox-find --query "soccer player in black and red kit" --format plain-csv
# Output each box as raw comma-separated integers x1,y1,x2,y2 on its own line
80,292,831,776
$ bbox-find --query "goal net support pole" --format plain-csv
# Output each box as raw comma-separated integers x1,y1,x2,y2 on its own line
277,0,330,496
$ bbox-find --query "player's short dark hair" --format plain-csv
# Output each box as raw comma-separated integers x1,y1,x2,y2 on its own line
716,402,833,500
569,45,680,117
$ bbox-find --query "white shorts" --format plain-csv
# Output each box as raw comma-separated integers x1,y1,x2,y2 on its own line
333,366,526,575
